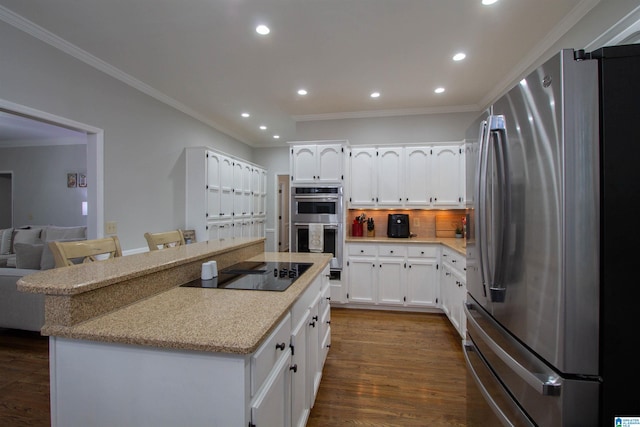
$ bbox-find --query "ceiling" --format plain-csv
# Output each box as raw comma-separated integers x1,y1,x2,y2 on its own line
0,0,599,147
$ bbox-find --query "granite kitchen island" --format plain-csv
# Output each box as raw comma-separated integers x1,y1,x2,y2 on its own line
18,237,332,427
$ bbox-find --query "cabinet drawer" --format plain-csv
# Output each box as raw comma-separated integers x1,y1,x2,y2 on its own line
407,245,438,258
251,313,291,396
377,245,406,257
442,248,466,273
291,275,321,326
347,244,377,256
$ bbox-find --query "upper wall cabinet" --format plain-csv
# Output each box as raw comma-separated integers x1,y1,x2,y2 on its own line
290,143,345,184
349,143,465,209
349,147,404,207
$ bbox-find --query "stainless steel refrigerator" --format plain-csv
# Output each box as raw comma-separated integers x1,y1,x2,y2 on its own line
464,44,640,426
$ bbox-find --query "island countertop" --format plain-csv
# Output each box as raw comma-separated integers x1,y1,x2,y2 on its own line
40,251,331,355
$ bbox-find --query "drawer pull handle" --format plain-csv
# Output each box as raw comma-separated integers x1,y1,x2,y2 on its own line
290,364,298,373
310,321,316,328
275,342,286,351
312,315,318,321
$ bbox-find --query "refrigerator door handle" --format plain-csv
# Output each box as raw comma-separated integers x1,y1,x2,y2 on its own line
464,302,562,397
475,119,490,298
486,115,511,303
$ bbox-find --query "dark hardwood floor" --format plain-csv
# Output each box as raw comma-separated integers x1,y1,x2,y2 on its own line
308,308,467,426
0,308,467,426
0,328,49,427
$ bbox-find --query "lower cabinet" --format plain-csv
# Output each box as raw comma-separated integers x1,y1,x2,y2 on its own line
345,243,439,308
440,247,467,338
289,265,331,427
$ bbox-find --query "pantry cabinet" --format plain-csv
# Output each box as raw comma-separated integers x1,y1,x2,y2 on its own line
345,242,440,309
348,144,465,209
290,143,345,184
186,147,267,243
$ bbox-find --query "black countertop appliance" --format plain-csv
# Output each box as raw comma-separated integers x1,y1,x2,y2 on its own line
387,214,409,238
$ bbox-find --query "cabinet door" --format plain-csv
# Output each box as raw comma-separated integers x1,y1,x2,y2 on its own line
251,350,292,427
291,310,309,427
291,146,317,183
347,257,376,303
307,295,321,405
376,148,404,206
440,265,453,317
377,257,405,305
406,258,438,307
432,145,462,207
317,144,343,182
233,161,244,217
242,163,253,217
404,147,431,206
206,152,222,220
349,148,376,207
220,156,234,219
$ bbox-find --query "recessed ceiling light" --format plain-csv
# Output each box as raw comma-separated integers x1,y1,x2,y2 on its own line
256,25,270,35
273,135,280,139
434,87,445,94
482,0,498,5
259,125,267,130
297,89,308,96
241,112,250,118
370,92,381,98
453,53,466,61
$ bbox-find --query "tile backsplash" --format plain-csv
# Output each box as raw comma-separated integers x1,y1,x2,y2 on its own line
347,209,466,238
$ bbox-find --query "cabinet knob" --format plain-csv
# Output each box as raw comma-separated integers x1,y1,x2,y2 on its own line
326,320,331,324
421,251,424,254
290,364,298,373
360,249,364,253
312,315,318,321
309,321,316,328
275,342,286,351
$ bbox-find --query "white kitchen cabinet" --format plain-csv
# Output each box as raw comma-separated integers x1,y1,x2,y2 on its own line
406,246,439,307
348,147,377,206
186,147,266,243
290,143,345,184
349,147,403,207
440,247,467,338
349,144,464,209
290,309,309,427
404,146,431,206
431,145,464,208
376,147,404,206
346,243,440,309
377,244,406,305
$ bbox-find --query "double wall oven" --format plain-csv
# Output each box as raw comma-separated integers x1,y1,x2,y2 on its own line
290,186,343,275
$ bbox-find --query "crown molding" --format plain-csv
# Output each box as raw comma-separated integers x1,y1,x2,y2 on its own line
0,5,254,146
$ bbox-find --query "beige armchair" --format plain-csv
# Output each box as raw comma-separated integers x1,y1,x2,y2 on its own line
144,230,186,251
48,236,123,268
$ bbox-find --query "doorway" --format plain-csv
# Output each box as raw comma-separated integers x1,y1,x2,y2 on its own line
0,173,12,228
0,99,104,238
277,174,290,252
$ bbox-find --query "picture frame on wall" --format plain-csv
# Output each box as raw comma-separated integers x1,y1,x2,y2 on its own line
182,229,196,244
78,173,87,188
67,173,77,188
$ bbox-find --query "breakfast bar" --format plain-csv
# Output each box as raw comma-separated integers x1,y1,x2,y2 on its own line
18,237,332,427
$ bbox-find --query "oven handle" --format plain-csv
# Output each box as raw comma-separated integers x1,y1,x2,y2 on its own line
292,195,342,200
294,223,340,228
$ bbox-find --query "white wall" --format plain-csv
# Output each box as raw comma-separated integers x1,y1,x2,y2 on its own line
294,112,479,146
0,20,252,250
0,145,87,227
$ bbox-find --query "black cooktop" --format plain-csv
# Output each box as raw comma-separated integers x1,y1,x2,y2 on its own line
180,261,313,291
